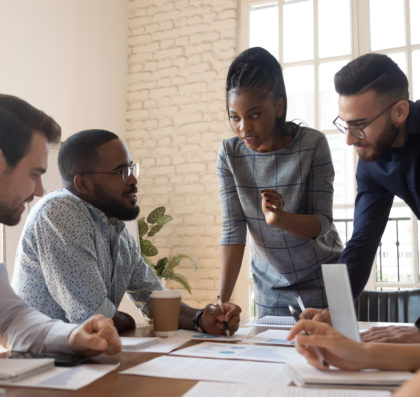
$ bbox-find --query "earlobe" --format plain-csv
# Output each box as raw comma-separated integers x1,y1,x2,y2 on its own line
275,98,285,118
73,175,91,196
0,149,7,174
393,100,410,123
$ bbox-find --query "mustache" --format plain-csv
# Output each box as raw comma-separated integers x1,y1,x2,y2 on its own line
127,185,137,194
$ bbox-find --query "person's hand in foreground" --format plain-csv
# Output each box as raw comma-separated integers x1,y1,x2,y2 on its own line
299,308,331,325
68,314,121,356
287,319,366,371
260,189,284,226
394,370,420,397
200,302,241,336
361,325,420,343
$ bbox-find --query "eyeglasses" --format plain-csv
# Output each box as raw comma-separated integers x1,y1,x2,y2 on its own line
82,162,140,184
332,100,399,139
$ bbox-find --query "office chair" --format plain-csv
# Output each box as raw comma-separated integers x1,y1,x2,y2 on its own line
355,289,420,323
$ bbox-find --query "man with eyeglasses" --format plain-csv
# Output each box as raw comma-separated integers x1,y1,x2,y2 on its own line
12,129,241,336
330,53,420,343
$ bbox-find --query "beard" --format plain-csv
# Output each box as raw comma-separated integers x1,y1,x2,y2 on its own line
356,117,400,162
91,183,140,221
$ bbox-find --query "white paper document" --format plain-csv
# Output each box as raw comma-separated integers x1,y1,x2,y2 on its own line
247,329,294,346
172,342,304,363
121,355,291,384
182,381,391,397
121,336,160,351
138,329,195,353
0,362,119,390
286,362,413,388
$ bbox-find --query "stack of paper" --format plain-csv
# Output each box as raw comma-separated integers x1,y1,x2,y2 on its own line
286,362,413,389
120,337,160,351
0,358,54,382
245,315,296,328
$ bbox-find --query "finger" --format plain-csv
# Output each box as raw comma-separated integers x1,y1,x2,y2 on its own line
287,319,326,340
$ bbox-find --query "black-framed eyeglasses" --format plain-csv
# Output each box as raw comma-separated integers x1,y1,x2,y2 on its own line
82,162,140,184
332,100,400,139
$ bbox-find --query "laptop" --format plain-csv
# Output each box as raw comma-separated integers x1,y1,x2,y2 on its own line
321,264,360,342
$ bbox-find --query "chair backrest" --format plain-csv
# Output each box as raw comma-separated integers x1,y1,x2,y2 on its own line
355,289,420,323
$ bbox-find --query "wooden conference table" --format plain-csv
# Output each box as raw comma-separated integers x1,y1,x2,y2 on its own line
2,321,408,397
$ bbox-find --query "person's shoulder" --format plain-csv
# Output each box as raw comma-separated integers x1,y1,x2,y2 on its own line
219,136,245,154
32,189,86,218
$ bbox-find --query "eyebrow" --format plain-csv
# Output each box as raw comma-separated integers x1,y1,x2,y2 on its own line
339,116,368,125
111,161,132,172
229,106,263,114
33,167,47,174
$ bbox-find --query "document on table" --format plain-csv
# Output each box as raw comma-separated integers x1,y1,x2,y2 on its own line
121,336,160,351
182,381,392,397
247,329,294,346
286,361,413,389
0,361,119,390
138,329,195,353
172,342,304,363
121,355,291,384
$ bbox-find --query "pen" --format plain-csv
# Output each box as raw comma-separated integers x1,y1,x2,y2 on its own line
288,305,328,367
217,295,230,337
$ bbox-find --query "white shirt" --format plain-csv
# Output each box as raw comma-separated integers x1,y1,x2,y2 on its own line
0,263,75,354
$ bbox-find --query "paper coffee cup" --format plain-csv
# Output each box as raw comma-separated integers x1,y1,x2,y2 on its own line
150,289,181,337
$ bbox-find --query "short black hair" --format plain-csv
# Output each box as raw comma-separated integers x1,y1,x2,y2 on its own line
0,94,61,167
58,129,119,189
334,53,409,100
226,47,288,129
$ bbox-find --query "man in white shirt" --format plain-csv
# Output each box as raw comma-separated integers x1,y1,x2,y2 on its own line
0,94,121,355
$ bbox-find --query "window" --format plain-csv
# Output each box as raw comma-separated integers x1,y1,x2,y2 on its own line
239,0,420,311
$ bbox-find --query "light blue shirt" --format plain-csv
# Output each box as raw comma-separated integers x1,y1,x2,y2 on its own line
12,189,162,323
1,263,75,354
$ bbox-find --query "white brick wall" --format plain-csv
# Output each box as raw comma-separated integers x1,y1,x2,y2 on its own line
127,0,238,308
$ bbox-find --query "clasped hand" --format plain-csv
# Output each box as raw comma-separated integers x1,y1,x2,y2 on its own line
200,302,241,336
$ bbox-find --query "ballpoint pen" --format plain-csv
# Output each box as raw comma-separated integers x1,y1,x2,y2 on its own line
288,304,328,367
217,295,230,337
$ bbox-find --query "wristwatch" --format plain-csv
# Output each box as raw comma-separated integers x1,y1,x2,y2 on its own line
414,316,420,330
192,309,204,332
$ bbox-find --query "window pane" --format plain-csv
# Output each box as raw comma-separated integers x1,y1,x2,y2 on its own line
250,3,279,58
410,0,420,44
333,207,355,244
387,51,407,76
326,133,355,206
284,65,314,126
370,0,405,50
283,0,313,62
318,0,351,58
376,207,413,283
413,50,420,100
319,60,348,130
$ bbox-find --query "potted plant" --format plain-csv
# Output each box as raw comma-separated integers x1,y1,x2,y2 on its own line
138,206,198,293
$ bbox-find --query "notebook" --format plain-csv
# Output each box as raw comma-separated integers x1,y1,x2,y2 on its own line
0,358,54,382
285,361,413,389
322,264,360,342
245,315,296,328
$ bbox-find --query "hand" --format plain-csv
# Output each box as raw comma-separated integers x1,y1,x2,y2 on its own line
360,325,420,343
287,319,367,371
300,308,331,325
200,302,241,336
68,314,121,356
393,369,420,397
112,311,136,333
260,189,284,226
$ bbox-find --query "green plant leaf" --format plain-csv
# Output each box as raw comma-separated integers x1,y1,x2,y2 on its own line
147,207,166,224
165,272,192,294
155,257,168,277
156,214,173,226
140,239,158,257
137,218,148,238
148,223,164,237
165,254,198,273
